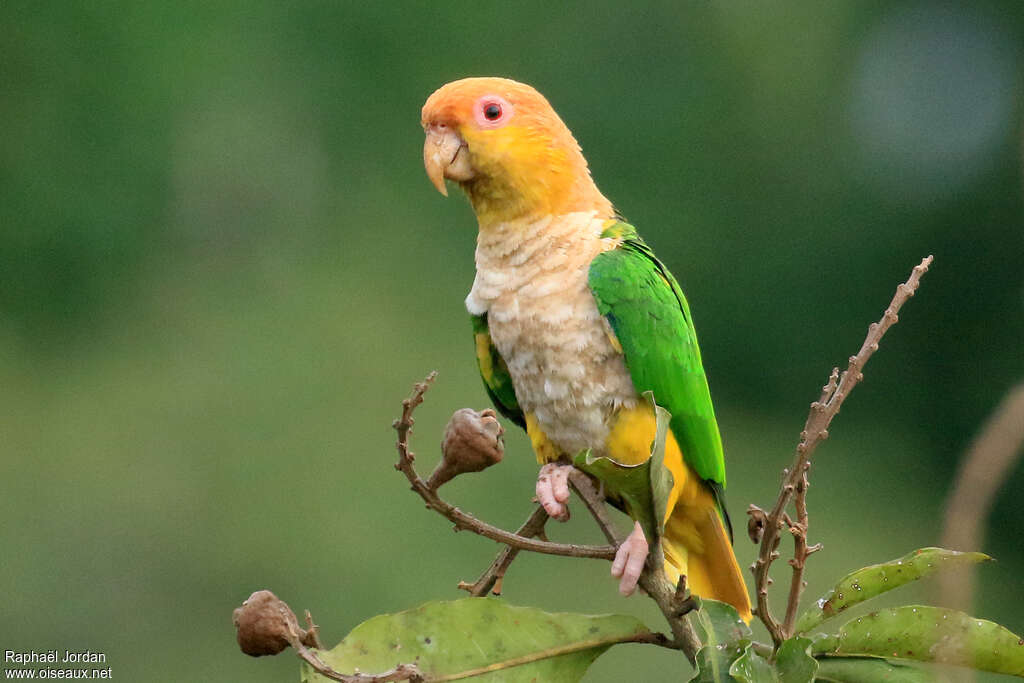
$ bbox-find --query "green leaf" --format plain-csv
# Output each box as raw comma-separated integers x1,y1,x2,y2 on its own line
729,644,776,682
691,636,819,683
689,601,753,683
814,657,932,682
795,548,991,634
811,605,1024,677
573,392,674,541
647,395,674,538
300,598,652,683
694,599,753,648
690,642,746,682
775,637,817,683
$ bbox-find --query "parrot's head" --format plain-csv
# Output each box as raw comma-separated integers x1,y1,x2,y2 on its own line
421,77,613,225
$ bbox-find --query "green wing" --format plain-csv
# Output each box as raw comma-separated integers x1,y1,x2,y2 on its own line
588,221,726,489
471,313,525,429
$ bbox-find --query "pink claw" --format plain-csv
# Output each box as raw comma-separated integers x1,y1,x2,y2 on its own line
610,521,648,596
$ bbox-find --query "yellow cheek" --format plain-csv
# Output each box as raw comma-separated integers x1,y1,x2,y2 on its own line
462,126,573,217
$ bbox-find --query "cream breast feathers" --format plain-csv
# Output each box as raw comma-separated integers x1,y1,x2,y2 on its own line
466,211,638,456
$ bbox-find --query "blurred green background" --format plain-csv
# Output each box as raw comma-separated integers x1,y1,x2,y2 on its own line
2,2,1022,681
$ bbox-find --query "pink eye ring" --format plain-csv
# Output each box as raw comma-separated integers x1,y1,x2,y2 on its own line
473,95,513,129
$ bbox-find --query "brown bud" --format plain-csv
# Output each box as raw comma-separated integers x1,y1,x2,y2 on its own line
746,504,767,544
428,408,505,489
233,590,301,657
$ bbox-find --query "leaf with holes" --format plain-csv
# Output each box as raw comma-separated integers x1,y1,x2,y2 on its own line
300,598,653,682
811,605,1024,677
795,547,991,634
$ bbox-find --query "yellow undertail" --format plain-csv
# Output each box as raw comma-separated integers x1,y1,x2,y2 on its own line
661,500,753,623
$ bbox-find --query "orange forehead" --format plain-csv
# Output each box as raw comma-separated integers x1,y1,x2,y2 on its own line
421,77,555,129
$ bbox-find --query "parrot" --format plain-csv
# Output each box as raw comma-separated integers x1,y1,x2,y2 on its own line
420,76,752,622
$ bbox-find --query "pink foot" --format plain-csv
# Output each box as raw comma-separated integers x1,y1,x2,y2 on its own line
610,521,648,596
535,463,572,521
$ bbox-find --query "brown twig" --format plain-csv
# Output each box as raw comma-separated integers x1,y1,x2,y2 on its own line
285,622,424,683
750,255,934,648
304,610,324,650
458,506,550,596
782,462,822,637
393,373,617,561
567,469,702,663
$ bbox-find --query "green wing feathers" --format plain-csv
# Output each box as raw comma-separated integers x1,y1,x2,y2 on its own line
588,222,727,489
471,314,525,429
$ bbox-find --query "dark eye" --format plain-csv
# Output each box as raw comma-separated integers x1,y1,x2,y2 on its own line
483,103,502,120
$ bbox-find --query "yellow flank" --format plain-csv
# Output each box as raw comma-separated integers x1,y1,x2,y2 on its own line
605,402,753,622
474,332,494,383
525,412,562,464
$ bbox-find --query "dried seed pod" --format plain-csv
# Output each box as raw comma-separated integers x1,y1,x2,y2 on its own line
233,590,300,657
428,408,505,489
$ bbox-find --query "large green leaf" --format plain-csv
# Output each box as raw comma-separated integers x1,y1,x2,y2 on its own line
814,657,932,681
795,548,991,634
301,598,652,682
812,606,1024,677
573,392,674,541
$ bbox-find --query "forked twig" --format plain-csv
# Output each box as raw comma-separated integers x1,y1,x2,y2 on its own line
393,373,617,560
750,255,934,647
458,506,550,596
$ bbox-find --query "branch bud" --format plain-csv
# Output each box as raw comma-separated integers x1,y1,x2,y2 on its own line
746,504,767,544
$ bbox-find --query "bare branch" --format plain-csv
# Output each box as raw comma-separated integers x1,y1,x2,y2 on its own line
751,255,934,647
393,374,617,560
782,463,810,636
458,506,550,596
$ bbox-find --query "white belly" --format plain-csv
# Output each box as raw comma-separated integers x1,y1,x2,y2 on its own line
465,212,637,456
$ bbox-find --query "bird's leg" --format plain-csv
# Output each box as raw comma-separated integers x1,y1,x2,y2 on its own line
610,521,648,596
535,463,572,521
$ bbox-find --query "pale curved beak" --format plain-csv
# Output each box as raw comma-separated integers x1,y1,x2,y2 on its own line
423,125,472,196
